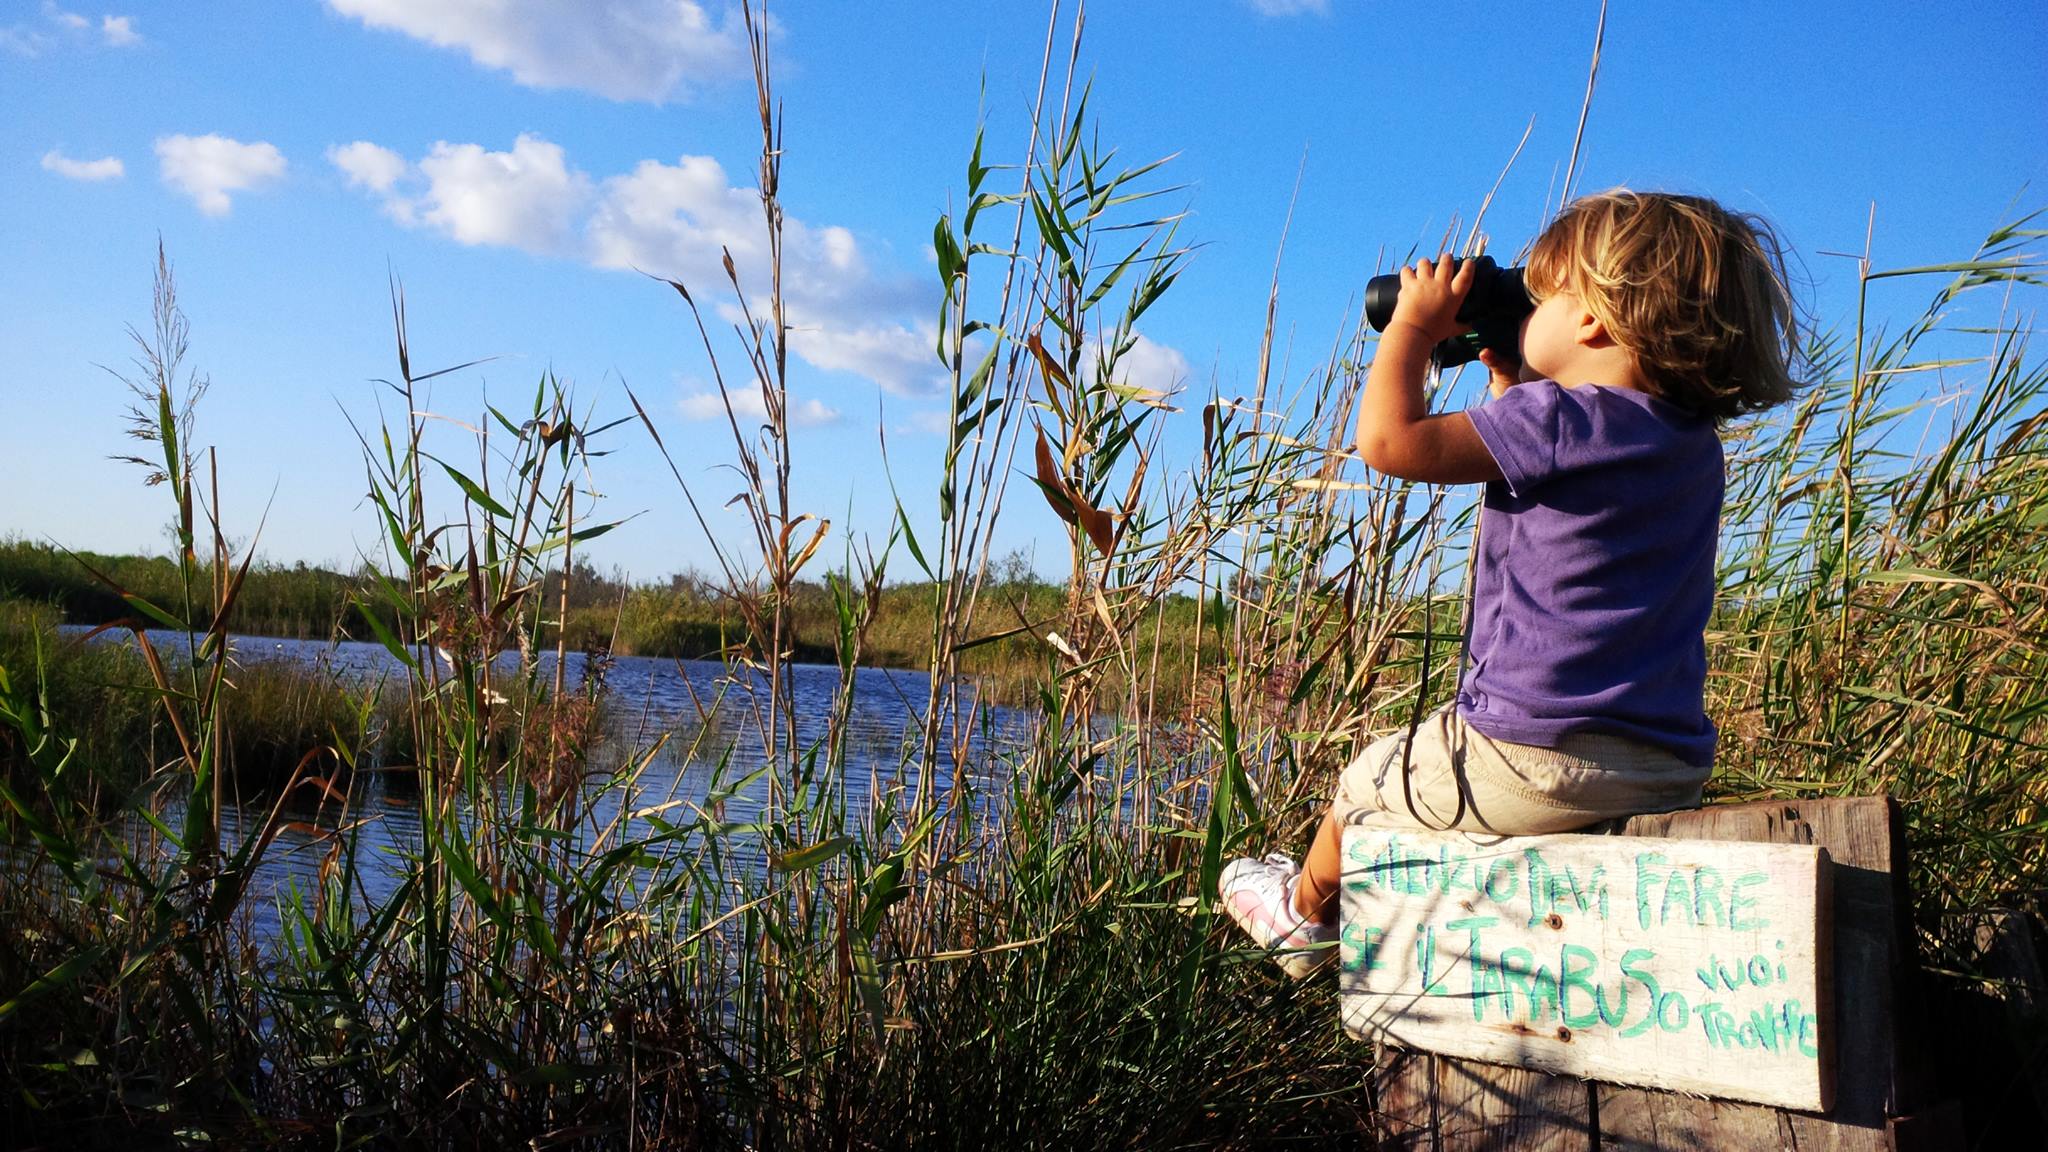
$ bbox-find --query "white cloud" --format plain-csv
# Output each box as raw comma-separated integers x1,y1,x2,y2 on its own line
787,322,936,396
679,387,840,427
339,134,945,395
100,14,139,46
0,28,48,56
1105,333,1192,395
1246,0,1329,13
338,134,594,253
1071,333,1193,405
327,140,409,193
588,154,773,282
327,0,746,102
587,152,937,392
789,398,842,427
155,134,287,217
41,149,124,182
415,134,590,252
4,4,132,54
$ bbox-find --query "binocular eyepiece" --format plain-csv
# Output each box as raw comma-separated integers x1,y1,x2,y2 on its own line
1364,255,1534,370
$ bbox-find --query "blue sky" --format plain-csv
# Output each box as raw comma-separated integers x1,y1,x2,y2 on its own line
3,0,2044,581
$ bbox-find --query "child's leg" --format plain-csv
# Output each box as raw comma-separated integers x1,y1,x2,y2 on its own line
1292,810,1345,926
1336,707,1710,841
1275,717,1445,932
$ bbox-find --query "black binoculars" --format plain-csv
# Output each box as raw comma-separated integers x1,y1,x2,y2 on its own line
1364,255,1533,369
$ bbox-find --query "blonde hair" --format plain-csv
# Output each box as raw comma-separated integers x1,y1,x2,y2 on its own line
1526,189,1802,421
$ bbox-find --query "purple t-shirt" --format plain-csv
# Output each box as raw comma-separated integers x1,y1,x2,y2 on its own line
1461,380,1720,768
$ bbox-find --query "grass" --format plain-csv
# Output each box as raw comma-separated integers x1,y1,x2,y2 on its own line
1,6,2045,1148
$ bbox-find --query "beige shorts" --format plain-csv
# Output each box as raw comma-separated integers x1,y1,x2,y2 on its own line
1333,705,1708,836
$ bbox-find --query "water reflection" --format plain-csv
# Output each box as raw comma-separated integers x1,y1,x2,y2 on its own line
90,632,1043,939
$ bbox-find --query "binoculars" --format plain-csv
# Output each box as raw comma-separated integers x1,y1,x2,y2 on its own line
1364,255,1533,369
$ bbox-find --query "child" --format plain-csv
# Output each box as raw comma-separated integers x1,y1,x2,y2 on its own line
1221,190,1801,977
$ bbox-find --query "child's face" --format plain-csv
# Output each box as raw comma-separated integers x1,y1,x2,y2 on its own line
1517,291,1587,384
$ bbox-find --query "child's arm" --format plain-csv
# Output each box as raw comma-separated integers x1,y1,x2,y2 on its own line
1355,254,1507,484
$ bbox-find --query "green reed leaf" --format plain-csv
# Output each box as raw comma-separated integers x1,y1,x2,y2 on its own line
774,835,852,873
434,460,512,520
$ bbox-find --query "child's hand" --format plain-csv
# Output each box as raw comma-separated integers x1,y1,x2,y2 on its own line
1478,347,1522,398
1388,252,1477,344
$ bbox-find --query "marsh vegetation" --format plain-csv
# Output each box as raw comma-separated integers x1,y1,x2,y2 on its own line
3,9,2045,1150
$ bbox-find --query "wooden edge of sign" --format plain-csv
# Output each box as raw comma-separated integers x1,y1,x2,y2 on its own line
1814,844,1838,1116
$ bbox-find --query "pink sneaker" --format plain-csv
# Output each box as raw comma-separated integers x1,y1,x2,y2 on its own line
1219,853,1335,978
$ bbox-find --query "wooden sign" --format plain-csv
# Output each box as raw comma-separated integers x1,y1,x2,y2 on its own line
1339,827,1834,1112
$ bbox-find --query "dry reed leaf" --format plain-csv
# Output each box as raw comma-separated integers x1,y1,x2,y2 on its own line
1119,445,1150,530
788,520,830,576
1865,566,2017,615
1026,331,1070,391
1267,431,1360,455
778,513,831,577
1032,425,1073,520
1105,382,1180,411
1289,478,1375,492
1076,496,1116,557
1088,583,1120,642
1034,425,1113,553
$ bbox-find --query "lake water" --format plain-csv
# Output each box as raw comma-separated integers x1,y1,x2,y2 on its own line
84,631,1044,936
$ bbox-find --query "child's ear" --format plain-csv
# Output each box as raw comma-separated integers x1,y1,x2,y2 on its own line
1574,306,1615,349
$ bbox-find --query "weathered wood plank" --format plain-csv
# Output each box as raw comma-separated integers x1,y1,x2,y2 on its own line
1435,1057,1591,1152
1594,1090,1798,1151
1599,797,1904,1151
1340,828,1832,1109
1374,1043,1436,1151
1794,795,1922,1119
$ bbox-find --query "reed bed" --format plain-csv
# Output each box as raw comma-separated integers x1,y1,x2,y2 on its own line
0,545,1211,708
0,540,387,644
0,603,386,803
2,5,2045,1148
